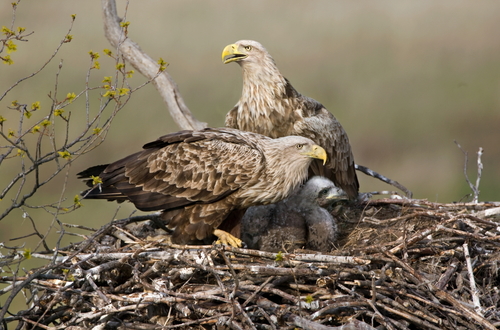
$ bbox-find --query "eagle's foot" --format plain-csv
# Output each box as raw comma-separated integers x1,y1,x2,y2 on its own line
213,229,242,248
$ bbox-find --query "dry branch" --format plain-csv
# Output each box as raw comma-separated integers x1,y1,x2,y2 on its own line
101,0,206,131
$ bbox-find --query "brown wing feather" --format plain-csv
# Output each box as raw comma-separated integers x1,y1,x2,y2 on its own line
78,128,267,243
167,198,238,243
295,98,359,198
225,106,239,129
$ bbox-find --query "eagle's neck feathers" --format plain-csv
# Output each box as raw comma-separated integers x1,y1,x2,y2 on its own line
234,57,302,138
238,140,309,205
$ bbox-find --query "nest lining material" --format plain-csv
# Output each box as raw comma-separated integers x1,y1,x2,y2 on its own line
5,199,500,330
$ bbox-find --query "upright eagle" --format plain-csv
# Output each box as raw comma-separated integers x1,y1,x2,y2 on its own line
78,128,327,247
222,40,359,199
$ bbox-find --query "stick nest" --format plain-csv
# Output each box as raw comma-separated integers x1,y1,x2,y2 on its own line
7,199,500,330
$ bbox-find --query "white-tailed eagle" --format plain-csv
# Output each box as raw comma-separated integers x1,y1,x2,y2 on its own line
223,40,359,199
78,128,327,247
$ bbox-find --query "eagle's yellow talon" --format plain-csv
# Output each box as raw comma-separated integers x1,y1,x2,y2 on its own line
213,229,242,247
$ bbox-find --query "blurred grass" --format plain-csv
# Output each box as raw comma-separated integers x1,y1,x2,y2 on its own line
1,0,499,315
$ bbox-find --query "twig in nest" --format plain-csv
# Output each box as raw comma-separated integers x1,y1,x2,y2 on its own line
474,147,483,202
383,249,497,330
84,270,112,305
239,284,300,305
62,223,97,231
242,276,274,307
336,282,396,330
20,318,54,330
374,296,442,330
463,242,483,315
222,245,370,265
256,307,277,330
435,258,460,290
160,311,233,329
213,250,256,330
455,141,483,203
286,312,379,330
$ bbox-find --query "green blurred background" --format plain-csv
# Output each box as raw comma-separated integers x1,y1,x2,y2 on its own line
1,0,499,314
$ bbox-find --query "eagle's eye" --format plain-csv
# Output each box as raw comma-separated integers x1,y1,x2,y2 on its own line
319,188,329,197
244,45,252,51
296,144,304,149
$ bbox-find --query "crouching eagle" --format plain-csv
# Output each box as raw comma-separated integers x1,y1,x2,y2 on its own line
78,127,327,247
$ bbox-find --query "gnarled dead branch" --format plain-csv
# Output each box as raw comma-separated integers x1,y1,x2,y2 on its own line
101,0,206,131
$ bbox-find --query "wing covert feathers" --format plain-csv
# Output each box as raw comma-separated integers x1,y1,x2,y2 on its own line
78,128,320,244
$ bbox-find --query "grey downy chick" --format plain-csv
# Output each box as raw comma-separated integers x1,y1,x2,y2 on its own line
241,176,347,252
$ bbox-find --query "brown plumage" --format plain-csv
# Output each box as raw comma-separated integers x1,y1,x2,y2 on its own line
77,127,327,246
222,40,359,199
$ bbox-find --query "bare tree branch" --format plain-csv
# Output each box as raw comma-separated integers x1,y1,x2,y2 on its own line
101,0,206,131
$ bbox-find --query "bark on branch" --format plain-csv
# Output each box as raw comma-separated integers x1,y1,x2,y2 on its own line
101,0,207,130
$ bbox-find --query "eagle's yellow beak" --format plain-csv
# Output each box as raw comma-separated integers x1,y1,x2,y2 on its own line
222,44,247,64
304,145,328,165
